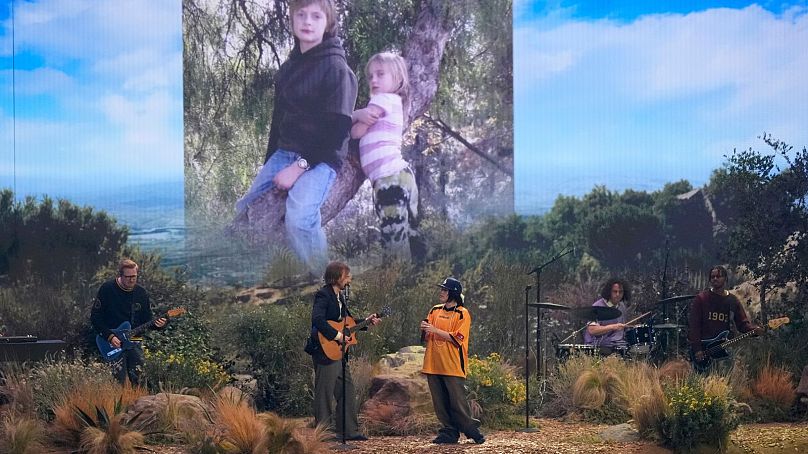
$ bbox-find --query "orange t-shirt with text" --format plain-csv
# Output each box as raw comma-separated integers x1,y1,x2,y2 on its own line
421,304,471,378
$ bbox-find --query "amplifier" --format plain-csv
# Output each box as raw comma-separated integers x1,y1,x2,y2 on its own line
0,335,38,343
0,340,66,362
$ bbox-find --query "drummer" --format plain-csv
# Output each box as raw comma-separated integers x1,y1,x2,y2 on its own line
583,278,630,355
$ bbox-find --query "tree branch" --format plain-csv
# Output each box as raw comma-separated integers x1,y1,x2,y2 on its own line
424,114,512,177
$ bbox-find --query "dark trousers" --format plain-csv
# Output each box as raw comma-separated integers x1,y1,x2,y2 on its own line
426,374,481,440
313,359,360,437
111,344,145,385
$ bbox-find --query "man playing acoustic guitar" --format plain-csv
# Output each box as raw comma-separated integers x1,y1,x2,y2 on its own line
91,259,166,385
688,265,763,374
308,261,380,441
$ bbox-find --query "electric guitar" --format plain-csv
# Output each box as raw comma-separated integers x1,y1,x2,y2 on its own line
96,308,187,362
318,306,391,361
690,316,789,373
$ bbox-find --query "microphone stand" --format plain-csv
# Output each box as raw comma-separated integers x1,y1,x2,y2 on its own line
527,245,575,379
520,285,538,432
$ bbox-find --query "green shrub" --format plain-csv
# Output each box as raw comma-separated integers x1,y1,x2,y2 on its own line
143,349,229,392
658,376,740,452
21,355,115,421
211,303,313,415
466,352,525,428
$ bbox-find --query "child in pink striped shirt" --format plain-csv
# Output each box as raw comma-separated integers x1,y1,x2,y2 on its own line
351,52,418,262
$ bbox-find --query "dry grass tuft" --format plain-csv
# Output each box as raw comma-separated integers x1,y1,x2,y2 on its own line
0,370,36,418
212,394,266,452
360,401,439,436
572,369,610,410
0,413,47,454
658,359,692,383
51,381,146,448
752,364,796,412
205,393,329,453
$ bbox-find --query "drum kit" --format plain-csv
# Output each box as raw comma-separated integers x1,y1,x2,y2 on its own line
543,294,696,363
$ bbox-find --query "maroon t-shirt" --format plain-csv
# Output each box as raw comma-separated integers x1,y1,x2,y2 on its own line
687,289,756,352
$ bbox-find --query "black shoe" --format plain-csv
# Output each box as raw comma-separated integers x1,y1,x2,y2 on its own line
466,429,485,444
346,434,368,441
432,434,459,444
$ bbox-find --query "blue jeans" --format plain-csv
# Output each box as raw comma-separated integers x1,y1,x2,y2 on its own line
236,149,336,274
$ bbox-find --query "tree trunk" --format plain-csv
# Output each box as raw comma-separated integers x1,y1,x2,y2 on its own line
232,0,454,238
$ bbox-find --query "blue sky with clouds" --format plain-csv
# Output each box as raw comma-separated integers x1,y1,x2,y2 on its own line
515,1,808,214
0,0,182,199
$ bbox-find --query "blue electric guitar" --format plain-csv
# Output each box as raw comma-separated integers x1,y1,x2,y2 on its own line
690,316,789,373
96,308,186,362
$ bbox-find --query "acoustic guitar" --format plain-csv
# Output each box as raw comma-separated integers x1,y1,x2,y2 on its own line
96,307,187,362
318,306,391,361
690,316,789,373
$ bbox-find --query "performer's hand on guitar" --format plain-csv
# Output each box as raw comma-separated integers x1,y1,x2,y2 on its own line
752,326,765,336
368,313,382,326
334,331,352,344
154,318,167,328
694,350,706,362
109,335,122,348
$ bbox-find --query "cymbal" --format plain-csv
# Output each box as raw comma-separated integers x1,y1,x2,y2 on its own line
572,306,622,320
527,302,570,310
654,323,683,329
658,294,697,305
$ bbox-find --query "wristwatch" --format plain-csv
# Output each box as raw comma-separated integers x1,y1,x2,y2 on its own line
296,158,310,170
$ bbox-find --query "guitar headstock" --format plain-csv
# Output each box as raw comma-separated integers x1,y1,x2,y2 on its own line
166,307,187,318
767,317,790,330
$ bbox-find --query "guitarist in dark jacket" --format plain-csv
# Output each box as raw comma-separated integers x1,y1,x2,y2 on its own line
309,261,379,441
688,265,763,373
91,259,166,385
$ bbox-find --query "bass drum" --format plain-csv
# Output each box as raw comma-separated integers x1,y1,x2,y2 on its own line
625,324,654,355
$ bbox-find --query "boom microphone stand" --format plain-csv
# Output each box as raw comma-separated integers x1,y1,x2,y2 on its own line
527,244,575,379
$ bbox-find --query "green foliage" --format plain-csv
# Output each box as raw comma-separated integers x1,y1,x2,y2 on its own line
582,203,664,270
0,275,93,345
466,353,525,428
0,189,127,283
143,348,229,392
659,377,739,452
211,303,313,415
20,355,115,421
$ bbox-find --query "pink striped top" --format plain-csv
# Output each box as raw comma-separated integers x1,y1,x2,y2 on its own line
359,93,409,182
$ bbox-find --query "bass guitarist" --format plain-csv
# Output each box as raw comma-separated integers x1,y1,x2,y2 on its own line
91,259,166,385
308,261,379,441
688,265,763,373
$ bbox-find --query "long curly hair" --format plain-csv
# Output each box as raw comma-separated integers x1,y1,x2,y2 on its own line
599,278,631,302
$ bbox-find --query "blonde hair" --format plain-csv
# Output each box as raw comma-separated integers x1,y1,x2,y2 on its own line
289,0,338,39
366,52,409,119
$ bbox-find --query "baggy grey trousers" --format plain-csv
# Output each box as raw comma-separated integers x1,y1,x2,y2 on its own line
426,373,481,440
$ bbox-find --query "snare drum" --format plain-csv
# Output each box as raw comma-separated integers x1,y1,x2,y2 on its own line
555,344,597,360
625,324,654,355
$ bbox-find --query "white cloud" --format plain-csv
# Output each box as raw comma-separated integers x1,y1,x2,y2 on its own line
516,5,808,107
6,0,180,61
1,67,75,95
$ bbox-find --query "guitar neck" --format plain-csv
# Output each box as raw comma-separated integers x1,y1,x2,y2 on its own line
348,318,374,333
707,329,755,354
129,314,167,337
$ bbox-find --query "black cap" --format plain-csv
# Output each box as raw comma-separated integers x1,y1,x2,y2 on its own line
437,277,463,304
